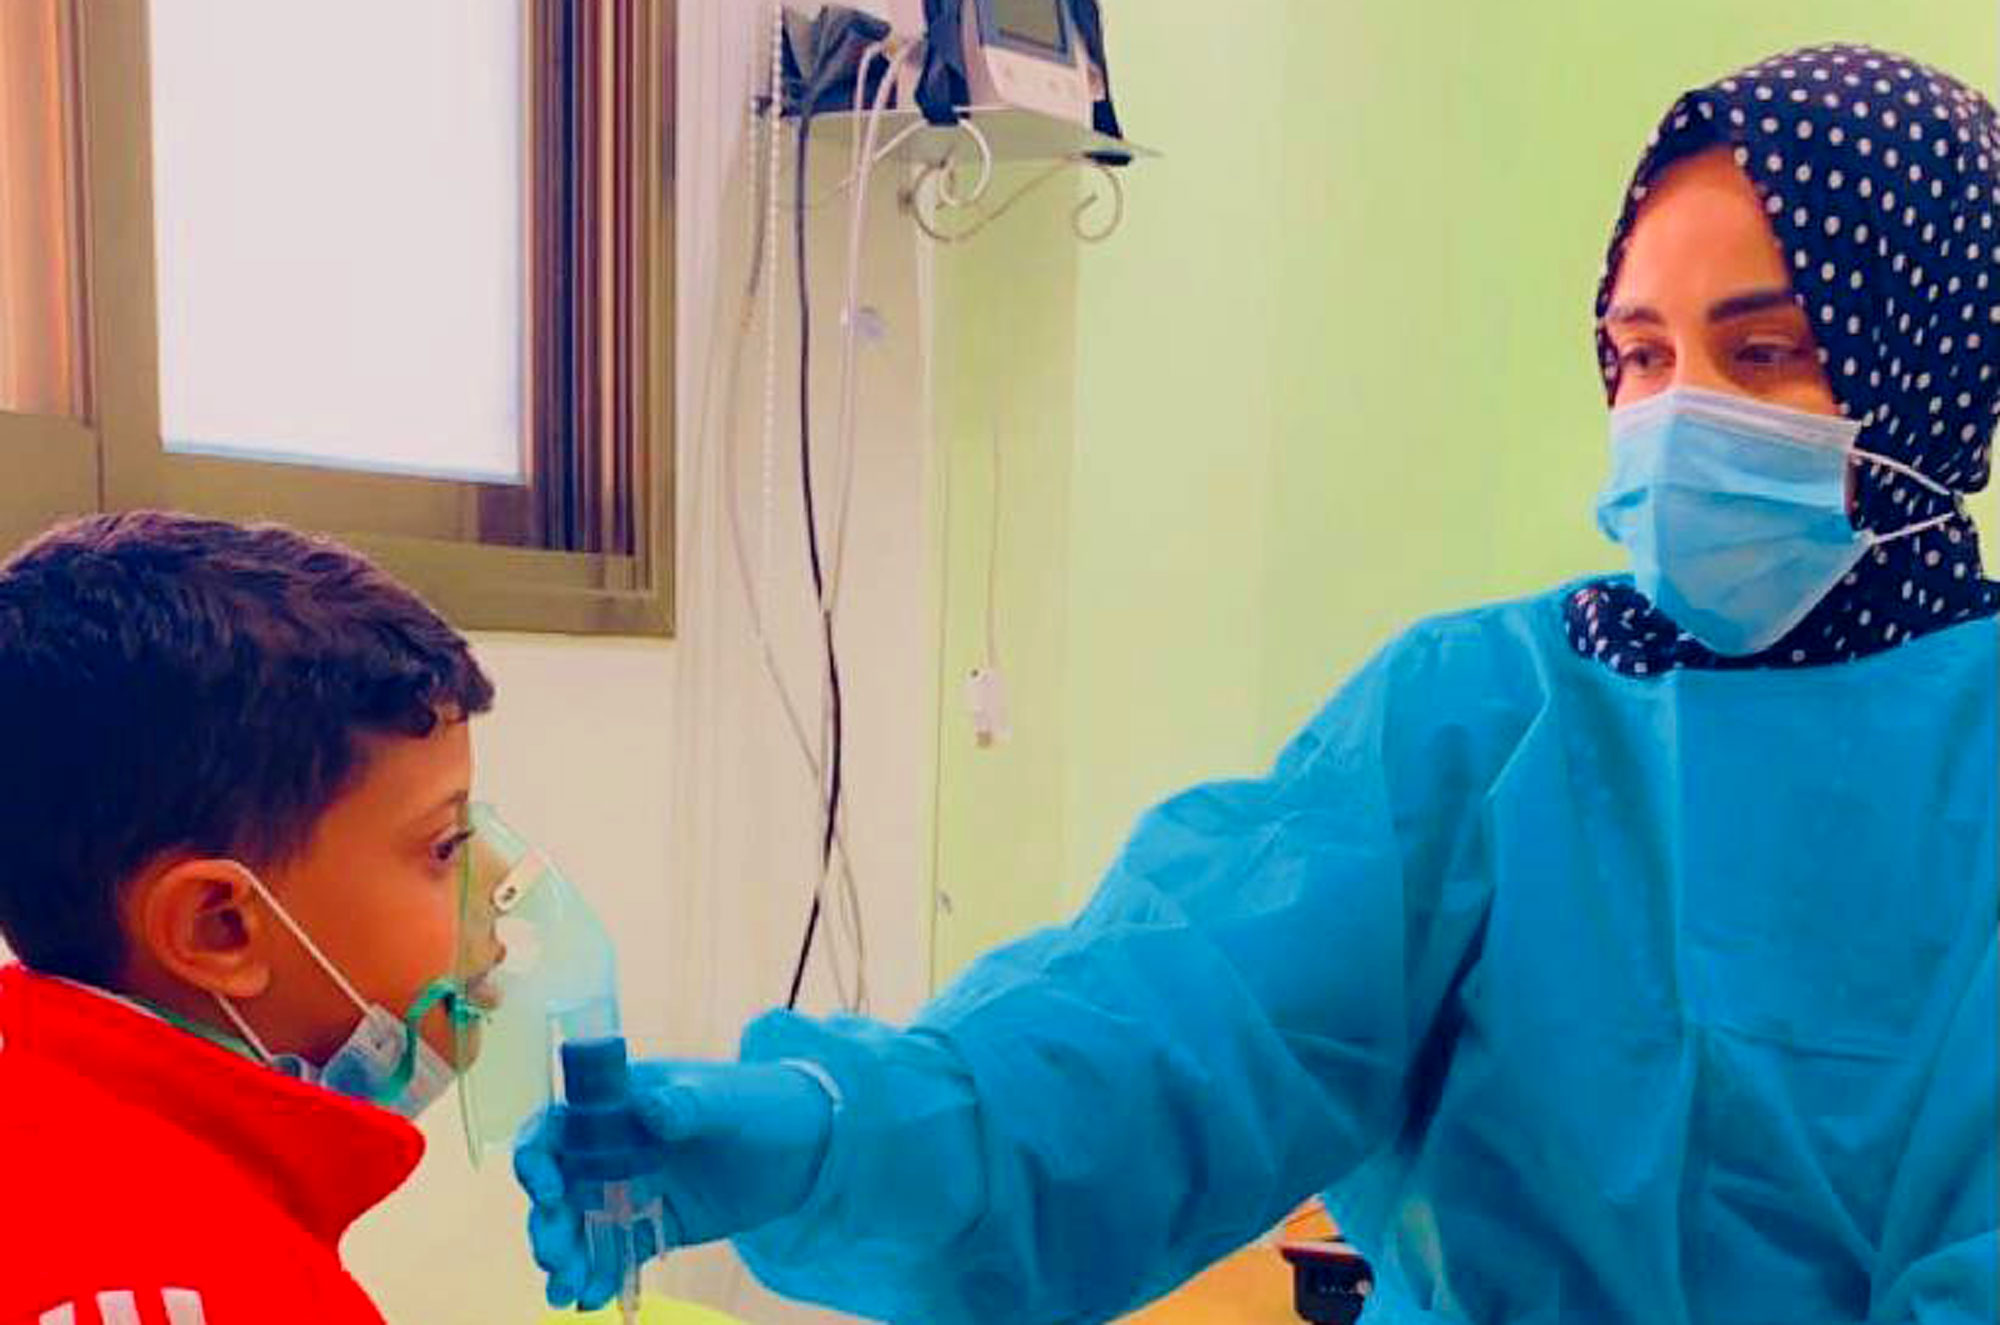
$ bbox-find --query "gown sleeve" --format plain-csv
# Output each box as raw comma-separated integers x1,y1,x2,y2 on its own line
735,614,1529,1323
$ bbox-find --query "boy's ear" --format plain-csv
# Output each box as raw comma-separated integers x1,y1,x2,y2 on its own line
126,858,274,1001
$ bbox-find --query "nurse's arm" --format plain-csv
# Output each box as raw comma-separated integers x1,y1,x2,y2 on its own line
733,621,1517,1324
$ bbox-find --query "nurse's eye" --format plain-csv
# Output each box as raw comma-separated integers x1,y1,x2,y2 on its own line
1736,337,1809,369
1617,342,1672,375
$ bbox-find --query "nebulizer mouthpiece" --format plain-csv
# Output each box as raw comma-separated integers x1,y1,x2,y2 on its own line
559,1036,668,1325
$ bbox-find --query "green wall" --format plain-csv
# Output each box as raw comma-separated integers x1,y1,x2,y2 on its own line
929,2,2000,980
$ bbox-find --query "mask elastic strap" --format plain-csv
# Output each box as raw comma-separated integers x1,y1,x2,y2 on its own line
130,992,262,1063
237,869,374,1016
1855,449,1960,503
211,991,278,1063
1853,450,1968,547
1852,449,1968,548
1870,510,1962,549
217,872,380,1080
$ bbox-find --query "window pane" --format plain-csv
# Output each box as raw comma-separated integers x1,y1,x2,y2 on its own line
148,0,524,483
0,0,83,420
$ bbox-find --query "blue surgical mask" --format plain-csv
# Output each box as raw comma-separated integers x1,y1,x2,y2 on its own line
211,871,476,1121
256,999,461,1121
1595,387,1962,656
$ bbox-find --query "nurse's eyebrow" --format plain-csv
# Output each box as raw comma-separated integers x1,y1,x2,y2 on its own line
1602,288,1800,330
1706,289,1798,322
1602,303,1664,327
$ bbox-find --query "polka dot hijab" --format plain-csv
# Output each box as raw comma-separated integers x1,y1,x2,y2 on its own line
1567,44,2000,678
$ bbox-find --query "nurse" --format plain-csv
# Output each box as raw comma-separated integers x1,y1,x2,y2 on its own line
519,43,1999,1324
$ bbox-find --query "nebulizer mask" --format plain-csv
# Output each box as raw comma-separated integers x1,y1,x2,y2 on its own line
450,802,623,1164
206,803,622,1157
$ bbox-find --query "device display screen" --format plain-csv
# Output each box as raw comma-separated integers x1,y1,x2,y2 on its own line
988,0,1067,56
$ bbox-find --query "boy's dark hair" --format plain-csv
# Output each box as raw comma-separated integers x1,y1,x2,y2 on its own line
0,511,495,985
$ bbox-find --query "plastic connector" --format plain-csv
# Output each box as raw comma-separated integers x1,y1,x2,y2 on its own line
966,666,1011,748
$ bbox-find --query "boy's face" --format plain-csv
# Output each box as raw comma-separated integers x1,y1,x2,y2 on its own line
162,717,492,1067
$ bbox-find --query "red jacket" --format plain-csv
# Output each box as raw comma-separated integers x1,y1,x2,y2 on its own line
0,963,423,1324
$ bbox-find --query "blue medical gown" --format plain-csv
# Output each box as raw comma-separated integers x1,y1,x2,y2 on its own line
734,585,1998,1324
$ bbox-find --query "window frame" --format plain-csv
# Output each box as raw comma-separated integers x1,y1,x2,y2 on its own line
52,0,675,636
0,0,94,552
0,413,96,553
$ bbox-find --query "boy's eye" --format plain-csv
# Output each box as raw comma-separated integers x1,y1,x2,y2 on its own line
431,829,475,867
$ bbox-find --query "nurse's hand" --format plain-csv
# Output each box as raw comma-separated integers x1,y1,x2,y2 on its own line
512,1058,836,1310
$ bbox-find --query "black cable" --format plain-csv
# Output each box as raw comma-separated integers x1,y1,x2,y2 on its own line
785,109,846,1011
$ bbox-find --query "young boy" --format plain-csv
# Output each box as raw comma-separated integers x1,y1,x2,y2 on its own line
0,511,496,1324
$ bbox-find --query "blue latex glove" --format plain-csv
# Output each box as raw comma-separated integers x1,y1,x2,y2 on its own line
513,1058,835,1310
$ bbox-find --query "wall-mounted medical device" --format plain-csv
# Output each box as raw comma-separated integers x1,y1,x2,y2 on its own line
962,0,1100,124
887,0,1105,127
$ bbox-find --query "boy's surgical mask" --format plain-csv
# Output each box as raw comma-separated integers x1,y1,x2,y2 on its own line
262,1002,460,1121
212,869,471,1121
1595,387,1962,655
